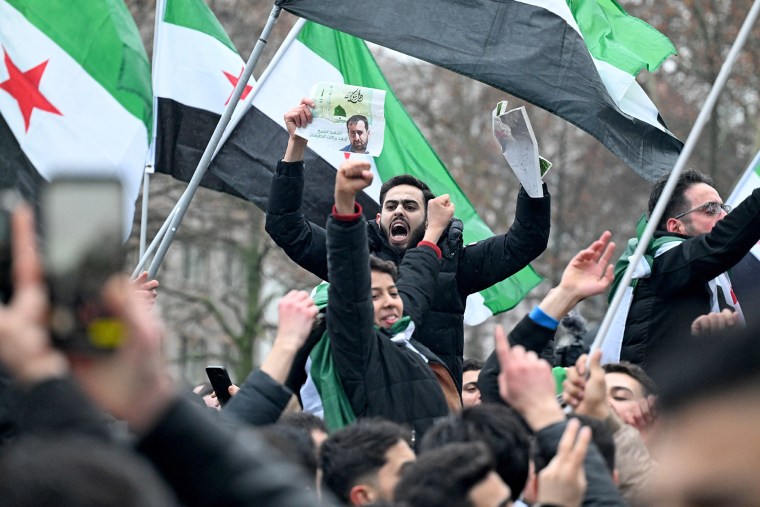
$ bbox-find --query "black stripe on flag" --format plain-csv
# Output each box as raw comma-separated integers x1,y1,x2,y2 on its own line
155,97,245,197
0,114,47,202
275,0,683,181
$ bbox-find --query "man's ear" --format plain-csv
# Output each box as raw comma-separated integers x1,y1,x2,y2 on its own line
666,217,683,234
349,484,375,506
376,213,381,224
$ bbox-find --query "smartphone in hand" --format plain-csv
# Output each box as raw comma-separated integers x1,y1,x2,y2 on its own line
205,366,233,406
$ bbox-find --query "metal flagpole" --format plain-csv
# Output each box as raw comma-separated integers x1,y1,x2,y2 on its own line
214,17,307,154
146,4,283,279
589,0,760,358
137,0,167,264
131,206,175,278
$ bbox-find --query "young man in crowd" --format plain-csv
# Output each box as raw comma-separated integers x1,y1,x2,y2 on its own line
266,98,551,389
320,419,413,506
462,358,484,407
318,159,458,437
608,169,760,368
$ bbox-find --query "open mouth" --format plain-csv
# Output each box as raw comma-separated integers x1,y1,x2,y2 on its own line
380,314,399,327
390,220,409,244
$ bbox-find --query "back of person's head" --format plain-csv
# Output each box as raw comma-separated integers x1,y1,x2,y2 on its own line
419,403,530,500
379,175,435,207
394,442,497,507
320,418,411,504
0,436,176,507
648,168,713,230
370,255,399,281
603,361,658,397
463,358,484,372
278,411,329,447
257,425,319,489
653,325,760,414
279,412,328,434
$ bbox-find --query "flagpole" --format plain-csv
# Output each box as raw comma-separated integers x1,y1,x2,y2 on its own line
139,166,152,258
147,4,283,279
137,0,167,263
131,206,175,278
214,17,307,153
590,0,760,360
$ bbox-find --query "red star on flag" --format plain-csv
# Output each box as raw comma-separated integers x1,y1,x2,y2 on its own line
0,48,62,132
223,67,253,105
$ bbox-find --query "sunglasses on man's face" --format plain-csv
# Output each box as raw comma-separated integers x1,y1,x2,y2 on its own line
673,201,732,220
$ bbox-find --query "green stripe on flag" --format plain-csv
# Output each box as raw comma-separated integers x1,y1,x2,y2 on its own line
755,156,760,178
5,0,151,134
567,0,676,76
298,22,542,314
163,0,237,54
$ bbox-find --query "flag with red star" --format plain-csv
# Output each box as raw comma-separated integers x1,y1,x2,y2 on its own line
0,0,151,234
151,0,253,195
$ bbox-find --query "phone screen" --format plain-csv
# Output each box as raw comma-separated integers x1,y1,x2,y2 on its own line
206,366,233,406
43,178,123,277
42,177,125,352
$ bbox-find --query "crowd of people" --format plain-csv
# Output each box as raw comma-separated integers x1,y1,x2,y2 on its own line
1,98,759,506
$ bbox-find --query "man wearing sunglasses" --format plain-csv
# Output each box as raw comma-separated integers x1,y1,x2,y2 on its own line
607,169,760,369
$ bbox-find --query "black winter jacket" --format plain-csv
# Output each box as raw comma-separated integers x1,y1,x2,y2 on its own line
326,208,452,440
14,378,324,507
621,187,760,369
266,160,551,389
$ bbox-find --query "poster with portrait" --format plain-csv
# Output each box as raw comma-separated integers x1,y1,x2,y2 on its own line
296,82,386,156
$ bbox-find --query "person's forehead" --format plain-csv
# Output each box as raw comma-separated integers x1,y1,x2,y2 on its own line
605,372,644,396
383,184,424,204
370,271,396,288
384,439,415,467
685,182,722,206
463,370,481,383
348,120,367,130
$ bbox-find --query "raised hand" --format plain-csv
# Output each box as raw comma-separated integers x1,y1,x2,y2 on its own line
0,205,68,384
259,290,319,385
334,160,373,214
690,308,738,336
283,97,314,138
559,231,616,301
536,417,591,507
537,231,616,321
562,350,608,420
423,194,455,244
283,98,314,162
495,324,564,431
274,290,319,350
132,271,159,311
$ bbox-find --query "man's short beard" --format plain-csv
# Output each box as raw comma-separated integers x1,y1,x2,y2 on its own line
386,221,427,255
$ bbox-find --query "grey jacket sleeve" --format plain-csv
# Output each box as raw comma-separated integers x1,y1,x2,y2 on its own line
222,369,294,427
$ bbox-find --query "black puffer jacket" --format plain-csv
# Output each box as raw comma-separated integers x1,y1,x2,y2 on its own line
266,160,551,389
326,209,452,441
621,187,760,369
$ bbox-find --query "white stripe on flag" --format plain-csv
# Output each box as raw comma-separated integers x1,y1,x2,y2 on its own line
154,21,251,115
252,38,383,200
0,1,147,233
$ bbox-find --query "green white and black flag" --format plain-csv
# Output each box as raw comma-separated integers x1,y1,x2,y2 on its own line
0,0,151,234
151,0,251,195
275,0,682,182
211,21,542,323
